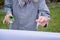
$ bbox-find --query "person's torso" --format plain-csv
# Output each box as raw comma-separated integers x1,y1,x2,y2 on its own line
10,0,39,31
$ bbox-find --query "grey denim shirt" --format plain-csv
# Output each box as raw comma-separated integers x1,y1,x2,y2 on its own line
4,0,50,31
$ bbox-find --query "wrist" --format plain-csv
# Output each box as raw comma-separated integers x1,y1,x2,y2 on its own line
6,13,12,17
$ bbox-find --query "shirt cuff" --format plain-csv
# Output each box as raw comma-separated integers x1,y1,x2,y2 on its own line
5,8,12,15
39,12,50,19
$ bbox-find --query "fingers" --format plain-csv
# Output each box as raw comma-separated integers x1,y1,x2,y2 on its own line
3,13,13,24
40,21,47,27
3,18,5,24
36,19,47,26
36,16,49,27
3,16,10,24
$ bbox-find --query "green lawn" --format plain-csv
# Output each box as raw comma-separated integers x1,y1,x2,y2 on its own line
38,7,60,32
0,12,9,29
0,7,60,32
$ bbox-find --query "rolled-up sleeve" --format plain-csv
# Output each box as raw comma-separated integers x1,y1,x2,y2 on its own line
4,0,12,14
38,0,50,18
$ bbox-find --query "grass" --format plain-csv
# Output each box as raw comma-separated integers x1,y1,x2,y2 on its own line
0,6,60,32
47,2,60,6
38,7,60,32
0,12,9,29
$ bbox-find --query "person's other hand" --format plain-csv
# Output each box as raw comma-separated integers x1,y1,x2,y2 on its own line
36,16,50,27
3,13,12,24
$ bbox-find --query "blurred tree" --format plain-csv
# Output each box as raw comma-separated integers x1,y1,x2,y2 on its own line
0,0,4,9
0,0,4,6
57,0,60,2
53,0,57,3
46,0,50,3
50,0,53,3
46,0,60,3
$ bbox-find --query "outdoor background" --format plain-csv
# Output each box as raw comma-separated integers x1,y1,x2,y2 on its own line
0,0,60,32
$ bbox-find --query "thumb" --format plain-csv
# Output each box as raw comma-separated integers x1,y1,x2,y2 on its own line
36,19,39,22
3,19,5,24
